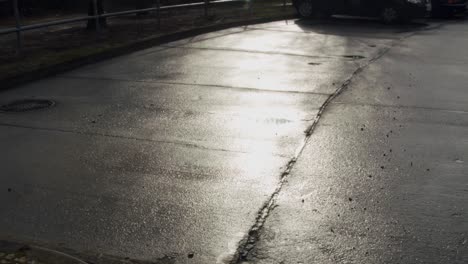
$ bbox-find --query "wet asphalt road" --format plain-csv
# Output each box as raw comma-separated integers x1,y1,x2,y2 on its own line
0,17,466,264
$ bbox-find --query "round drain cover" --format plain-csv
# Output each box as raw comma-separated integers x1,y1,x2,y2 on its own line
0,99,55,113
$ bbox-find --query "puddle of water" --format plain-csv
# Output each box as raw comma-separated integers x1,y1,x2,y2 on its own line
343,55,366,60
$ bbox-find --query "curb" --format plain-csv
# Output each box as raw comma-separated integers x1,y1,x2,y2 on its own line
0,241,87,264
1,14,296,91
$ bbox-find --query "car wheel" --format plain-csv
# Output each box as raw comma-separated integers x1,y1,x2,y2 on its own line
381,6,400,23
296,0,314,18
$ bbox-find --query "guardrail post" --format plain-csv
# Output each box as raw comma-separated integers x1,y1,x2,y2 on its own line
155,0,161,29
92,0,101,36
204,0,209,17
13,0,22,54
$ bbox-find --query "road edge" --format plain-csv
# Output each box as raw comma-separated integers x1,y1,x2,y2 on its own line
0,240,87,264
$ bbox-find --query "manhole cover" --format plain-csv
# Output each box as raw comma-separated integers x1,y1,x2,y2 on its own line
0,99,55,113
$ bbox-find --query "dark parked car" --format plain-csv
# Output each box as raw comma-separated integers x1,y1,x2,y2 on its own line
431,0,467,17
292,0,429,23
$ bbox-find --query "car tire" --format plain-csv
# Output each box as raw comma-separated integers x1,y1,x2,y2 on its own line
295,0,314,18
294,0,332,19
380,5,404,24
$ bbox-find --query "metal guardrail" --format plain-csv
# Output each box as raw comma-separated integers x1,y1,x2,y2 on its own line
1,0,290,53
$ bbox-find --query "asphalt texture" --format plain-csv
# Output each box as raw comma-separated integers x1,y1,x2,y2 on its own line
0,17,466,264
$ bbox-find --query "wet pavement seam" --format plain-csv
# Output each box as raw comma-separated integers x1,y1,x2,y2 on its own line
229,28,417,264
158,45,367,60
332,101,468,114
129,28,257,58
58,76,334,96
246,27,402,39
0,122,256,155
160,28,256,47
57,26,260,62
121,45,176,59
10,166,219,203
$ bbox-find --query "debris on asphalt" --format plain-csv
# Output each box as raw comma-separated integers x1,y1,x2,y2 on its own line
0,250,40,264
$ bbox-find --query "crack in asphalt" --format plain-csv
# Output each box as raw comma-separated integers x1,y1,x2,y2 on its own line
160,27,255,47
0,122,252,155
229,29,417,264
332,101,468,115
59,76,333,96
159,44,370,61
247,27,404,39
113,28,257,59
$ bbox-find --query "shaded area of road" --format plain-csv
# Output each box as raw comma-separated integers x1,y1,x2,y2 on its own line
247,20,468,264
0,18,431,263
